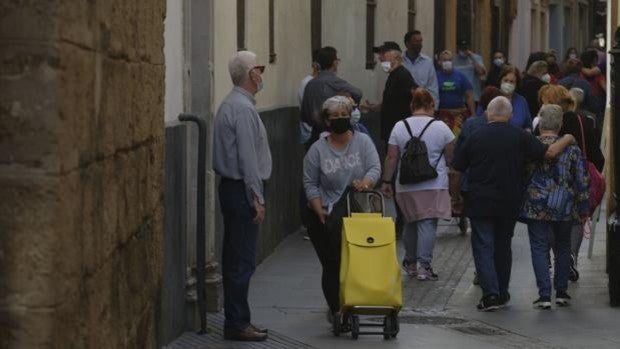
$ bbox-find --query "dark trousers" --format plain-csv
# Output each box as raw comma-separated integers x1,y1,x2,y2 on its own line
469,217,516,297
304,208,341,313
219,179,258,330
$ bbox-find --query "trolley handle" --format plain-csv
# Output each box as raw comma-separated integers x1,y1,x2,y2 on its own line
346,188,386,217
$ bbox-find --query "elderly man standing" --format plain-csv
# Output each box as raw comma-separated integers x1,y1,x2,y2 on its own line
452,97,574,311
402,30,439,108
213,51,272,342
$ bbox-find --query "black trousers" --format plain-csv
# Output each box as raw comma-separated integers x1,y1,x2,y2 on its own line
304,208,341,313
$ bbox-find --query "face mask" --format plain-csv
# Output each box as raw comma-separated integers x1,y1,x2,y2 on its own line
330,117,351,134
380,61,391,73
459,51,468,58
569,53,577,60
350,109,361,124
441,61,453,71
541,74,551,83
500,82,515,95
493,58,505,67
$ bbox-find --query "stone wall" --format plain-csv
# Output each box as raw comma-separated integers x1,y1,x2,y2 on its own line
0,1,166,348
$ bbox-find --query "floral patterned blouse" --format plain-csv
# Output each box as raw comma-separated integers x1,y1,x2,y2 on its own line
521,135,589,221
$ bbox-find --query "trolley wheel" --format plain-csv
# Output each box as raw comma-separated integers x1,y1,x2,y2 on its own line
384,313,399,339
332,312,341,337
350,315,359,340
458,217,468,234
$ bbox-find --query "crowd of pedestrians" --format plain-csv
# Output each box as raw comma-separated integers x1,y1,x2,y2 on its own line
211,30,607,341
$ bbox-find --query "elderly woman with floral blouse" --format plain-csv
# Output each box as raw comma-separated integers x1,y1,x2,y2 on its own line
520,104,589,310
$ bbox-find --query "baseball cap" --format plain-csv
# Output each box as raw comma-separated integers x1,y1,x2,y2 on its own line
457,39,469,49
373,41,401,54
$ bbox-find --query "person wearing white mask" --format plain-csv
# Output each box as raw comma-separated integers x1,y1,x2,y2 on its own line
518,60,550,118
497,65,532,131
364,41,418,144
452,39,486,104
436,50,475,137
485,50,507,88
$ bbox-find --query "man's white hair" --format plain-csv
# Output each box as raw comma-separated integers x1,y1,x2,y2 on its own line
569,87,585,105
527,60,548,76
228,51,257,86
538,104,564,132
486,96,513,118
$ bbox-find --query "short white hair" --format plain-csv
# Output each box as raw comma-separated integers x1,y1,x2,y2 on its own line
228,51,257,86
486,96,513,118
538,104,564,132
569,87,585,105
322,96,353,119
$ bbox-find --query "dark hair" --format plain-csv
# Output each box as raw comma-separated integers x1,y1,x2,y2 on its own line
580,50,598,68
564,47,578,61
410,88,434,111
317,46,337,70
311,49,320,63
499,65,521,87
564,58,583,75
525,51,547,71
492,49,506,59
479,86,504,111
403,30,422,45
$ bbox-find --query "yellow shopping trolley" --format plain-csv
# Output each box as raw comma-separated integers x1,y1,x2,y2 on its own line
332,190,402,340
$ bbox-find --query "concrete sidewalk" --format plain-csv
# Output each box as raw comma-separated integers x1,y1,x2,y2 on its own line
169,201,619,348
246,202,619,348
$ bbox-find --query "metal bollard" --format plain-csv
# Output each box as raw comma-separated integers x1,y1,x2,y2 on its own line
178,113,208,332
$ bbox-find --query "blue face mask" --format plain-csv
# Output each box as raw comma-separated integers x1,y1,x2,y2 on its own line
350,108,361,124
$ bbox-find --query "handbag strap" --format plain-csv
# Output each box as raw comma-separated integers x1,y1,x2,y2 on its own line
576,114,588,160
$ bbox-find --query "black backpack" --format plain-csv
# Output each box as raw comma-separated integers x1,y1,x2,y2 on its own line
399,119,443,185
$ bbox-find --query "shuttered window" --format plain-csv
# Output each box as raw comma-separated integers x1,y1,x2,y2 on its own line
366,0,377,70
237,0,245,50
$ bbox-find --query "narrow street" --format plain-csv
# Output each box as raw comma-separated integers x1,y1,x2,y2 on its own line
167,202,620,349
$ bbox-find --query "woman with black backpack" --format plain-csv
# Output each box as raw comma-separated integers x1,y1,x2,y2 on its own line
381,88,455,281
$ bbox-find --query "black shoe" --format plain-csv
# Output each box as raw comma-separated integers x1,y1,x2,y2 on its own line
569,254,580,282
533,296,552,310
224,327,268,341
556,291,572,306
499,292,511,307
477,294,500,311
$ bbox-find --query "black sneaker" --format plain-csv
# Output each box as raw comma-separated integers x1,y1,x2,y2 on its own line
472,272,480,286
533,296,552,310
556,291,572,306
569,254,579,282
402,260,417,276
498,292,511,307
477,294,500,311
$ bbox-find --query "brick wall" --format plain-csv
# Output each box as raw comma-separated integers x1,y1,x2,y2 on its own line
0,1,166,348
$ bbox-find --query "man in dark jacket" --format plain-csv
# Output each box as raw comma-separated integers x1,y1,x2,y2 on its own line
518,60,549,117
371,41,418,143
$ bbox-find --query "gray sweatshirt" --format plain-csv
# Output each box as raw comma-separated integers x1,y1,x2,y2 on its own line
303,132,381,212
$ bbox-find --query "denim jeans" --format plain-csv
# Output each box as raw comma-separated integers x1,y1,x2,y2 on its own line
527,220,572,298
570,223,583,264
219,179,259,331
469,217,516,297
403,218,438,268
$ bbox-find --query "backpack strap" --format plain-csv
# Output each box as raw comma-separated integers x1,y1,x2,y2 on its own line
418,118,437,139
402,119,414,139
